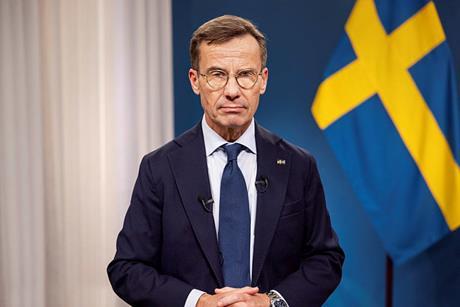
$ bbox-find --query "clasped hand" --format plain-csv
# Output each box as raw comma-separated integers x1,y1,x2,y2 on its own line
197,286,270,307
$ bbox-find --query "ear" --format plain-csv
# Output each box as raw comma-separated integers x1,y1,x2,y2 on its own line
189,69,201,95
259,67,269,94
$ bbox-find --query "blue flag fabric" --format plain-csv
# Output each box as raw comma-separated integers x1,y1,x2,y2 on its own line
311,0,460,264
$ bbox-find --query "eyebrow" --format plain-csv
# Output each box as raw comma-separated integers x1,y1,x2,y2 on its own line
205,66,258,73
205,66,226,73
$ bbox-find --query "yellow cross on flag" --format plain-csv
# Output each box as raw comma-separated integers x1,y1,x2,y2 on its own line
311,0,460,263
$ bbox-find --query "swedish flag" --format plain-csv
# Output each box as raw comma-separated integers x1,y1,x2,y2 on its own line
312,0,460,264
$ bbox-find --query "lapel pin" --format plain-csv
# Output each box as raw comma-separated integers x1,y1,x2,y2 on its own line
276,159,286,165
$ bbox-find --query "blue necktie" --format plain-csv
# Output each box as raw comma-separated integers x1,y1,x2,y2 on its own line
219,143,251,287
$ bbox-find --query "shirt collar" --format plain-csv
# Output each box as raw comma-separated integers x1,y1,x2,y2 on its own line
201,115,257,156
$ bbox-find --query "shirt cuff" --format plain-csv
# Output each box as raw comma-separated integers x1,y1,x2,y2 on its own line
270,289,290,307
184,289,206,307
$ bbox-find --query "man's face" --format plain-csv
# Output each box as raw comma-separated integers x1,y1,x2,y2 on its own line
189,34,268,136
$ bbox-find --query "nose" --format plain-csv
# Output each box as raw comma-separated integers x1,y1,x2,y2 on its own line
223,75,241,101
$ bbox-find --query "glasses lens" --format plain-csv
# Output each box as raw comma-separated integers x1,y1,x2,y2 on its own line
207,71,227,89
236,71,258,89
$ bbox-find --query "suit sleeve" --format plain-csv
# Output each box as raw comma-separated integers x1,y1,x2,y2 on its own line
107,156,194,307
273,156,345,307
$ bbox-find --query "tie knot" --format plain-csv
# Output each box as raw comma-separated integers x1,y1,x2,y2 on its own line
224,143,244,161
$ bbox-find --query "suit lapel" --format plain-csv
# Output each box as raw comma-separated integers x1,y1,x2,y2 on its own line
168,124,224,287
252,124,291,285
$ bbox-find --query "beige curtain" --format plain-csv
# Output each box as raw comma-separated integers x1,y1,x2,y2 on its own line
0,0,173,306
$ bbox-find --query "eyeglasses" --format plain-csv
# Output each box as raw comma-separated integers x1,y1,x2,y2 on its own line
198,69,262,90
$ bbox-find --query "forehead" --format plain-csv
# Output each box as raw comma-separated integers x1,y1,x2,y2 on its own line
198,34,262,70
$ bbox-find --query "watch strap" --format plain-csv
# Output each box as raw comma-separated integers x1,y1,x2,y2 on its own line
267,290,289,307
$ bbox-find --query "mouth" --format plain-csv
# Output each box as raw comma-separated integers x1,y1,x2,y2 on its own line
219,105,246,113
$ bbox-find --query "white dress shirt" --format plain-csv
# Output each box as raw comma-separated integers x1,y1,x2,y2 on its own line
184,116,258,307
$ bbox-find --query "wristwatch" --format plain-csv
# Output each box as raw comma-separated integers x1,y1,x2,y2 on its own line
267,290,289,307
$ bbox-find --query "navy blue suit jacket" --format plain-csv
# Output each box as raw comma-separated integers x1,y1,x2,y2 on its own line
107,123,344,307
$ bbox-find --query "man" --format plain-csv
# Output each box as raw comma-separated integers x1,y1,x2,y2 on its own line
108,15,344,307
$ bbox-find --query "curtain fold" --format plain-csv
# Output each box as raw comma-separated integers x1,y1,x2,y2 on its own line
0,0,173,306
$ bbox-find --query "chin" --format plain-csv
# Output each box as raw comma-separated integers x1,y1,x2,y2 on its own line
226,121,251,130
218,114,244,125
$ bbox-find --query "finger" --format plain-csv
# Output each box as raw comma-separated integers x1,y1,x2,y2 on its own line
230,286,258,294
217,293,248,306
227,293,266,307
239,286,259,295
215,287,235,293
215,286,258,295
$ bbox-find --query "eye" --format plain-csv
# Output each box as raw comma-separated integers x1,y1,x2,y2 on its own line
237,70,257,78
208,70,227,78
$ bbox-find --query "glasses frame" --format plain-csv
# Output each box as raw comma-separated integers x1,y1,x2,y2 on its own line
198,69,263,90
